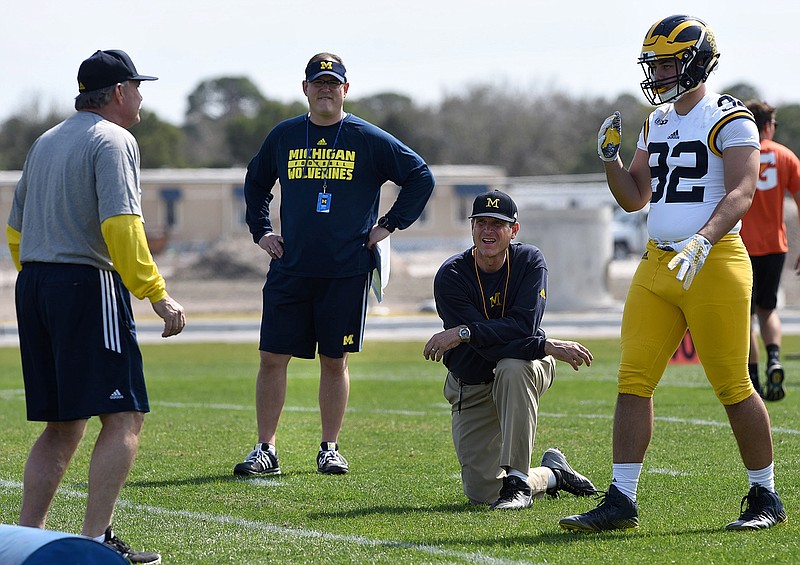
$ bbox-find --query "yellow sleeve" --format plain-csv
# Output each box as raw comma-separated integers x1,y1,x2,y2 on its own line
6,225,21,272
101,214,168,303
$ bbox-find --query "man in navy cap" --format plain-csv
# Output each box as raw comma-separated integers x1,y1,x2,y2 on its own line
6,49,184,564
423,190,597,510
237,52,434,477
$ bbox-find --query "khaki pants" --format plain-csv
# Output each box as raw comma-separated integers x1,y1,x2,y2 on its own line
443,357,556,505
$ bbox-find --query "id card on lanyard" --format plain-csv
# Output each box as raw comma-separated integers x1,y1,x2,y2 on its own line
317,192,332,213
306,113,346,214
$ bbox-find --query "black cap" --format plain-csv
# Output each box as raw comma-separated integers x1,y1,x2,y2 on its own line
77,50,158,92
469,190,518,223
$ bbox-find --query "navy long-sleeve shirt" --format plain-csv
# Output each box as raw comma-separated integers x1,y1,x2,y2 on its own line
244,113,434,277
434,242,548,384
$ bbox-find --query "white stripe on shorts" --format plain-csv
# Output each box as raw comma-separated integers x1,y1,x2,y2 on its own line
99,270,122,353
357,275,369,351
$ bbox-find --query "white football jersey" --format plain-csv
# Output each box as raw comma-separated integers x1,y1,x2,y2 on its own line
637,92,759,242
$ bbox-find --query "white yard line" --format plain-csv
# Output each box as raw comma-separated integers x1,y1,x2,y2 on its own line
149,401,800,435
4,392,799,435
0,479,536,565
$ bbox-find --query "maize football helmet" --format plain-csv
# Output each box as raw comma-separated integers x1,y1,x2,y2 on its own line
638,15,720,105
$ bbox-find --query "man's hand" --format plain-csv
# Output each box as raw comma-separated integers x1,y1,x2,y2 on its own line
423,327,463,362
258,232,284,259
598,111,622,162
151,294,186,338
658,234,712,290
367,225,391,250
544,339,593,371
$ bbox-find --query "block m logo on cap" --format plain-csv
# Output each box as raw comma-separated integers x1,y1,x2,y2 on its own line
469,190,518,223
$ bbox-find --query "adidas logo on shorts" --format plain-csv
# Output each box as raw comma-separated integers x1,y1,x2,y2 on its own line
109,389,124,400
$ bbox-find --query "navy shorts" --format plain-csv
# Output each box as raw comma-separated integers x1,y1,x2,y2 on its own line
750,253,785,312
259,270,370,359
15,263,149,421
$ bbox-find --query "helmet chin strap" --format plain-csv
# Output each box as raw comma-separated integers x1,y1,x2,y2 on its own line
656,84,683,104
662,90,677,104
658,80,704,105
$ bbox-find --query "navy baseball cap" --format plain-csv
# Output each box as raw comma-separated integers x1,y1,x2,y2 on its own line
305,59,347,83
78,49,158,92
469,190,518,223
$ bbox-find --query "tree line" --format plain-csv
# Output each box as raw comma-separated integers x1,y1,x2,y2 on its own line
1,77,799,176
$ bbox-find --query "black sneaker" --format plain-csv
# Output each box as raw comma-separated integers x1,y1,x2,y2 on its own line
559,484,639,532
541,447,597,497
317,442,349,474
490,475,533,509
233,443,281,476
103,526,161,564
764,363,786,401
725,484,787,530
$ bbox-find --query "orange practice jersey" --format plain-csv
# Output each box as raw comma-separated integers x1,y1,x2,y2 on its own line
740,138,800,256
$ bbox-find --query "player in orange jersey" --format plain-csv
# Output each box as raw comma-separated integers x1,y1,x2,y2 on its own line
740,99,800,401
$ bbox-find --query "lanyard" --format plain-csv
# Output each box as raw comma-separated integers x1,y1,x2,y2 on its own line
473,248,510,319
305,113,347,193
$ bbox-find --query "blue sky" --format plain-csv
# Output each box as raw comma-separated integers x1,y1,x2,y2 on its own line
2,0,796,125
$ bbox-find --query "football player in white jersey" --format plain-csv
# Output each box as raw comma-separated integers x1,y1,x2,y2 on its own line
559,15,786,532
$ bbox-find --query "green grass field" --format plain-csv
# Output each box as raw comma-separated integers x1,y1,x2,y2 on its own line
1,337,798,564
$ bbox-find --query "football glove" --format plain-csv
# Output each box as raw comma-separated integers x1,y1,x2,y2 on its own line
597,111,622,162
658,234,712,290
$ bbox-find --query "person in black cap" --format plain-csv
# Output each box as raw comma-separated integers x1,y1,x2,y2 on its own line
77,49,159,93
236,52,434,477
6,49,183,564
423,190,597,509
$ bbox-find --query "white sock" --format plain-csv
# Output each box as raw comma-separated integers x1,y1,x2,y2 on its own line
258,442,276,455
545,468,557,490
92,533,105,543
507,467,528,481
747,463,775,492
612,463,642,502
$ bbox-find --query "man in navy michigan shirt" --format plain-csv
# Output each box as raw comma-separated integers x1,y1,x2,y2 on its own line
236,52,434,477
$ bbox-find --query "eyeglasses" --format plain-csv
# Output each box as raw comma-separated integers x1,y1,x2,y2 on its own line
308,79,343,89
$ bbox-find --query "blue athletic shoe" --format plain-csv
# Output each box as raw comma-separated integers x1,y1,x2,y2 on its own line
725,485,787,530
559,484,639,532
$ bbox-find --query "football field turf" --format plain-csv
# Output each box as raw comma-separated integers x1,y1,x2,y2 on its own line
1,338,798,564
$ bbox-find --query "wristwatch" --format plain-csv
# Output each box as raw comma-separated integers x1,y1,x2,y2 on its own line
458,325,471,343
377,215,396,233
